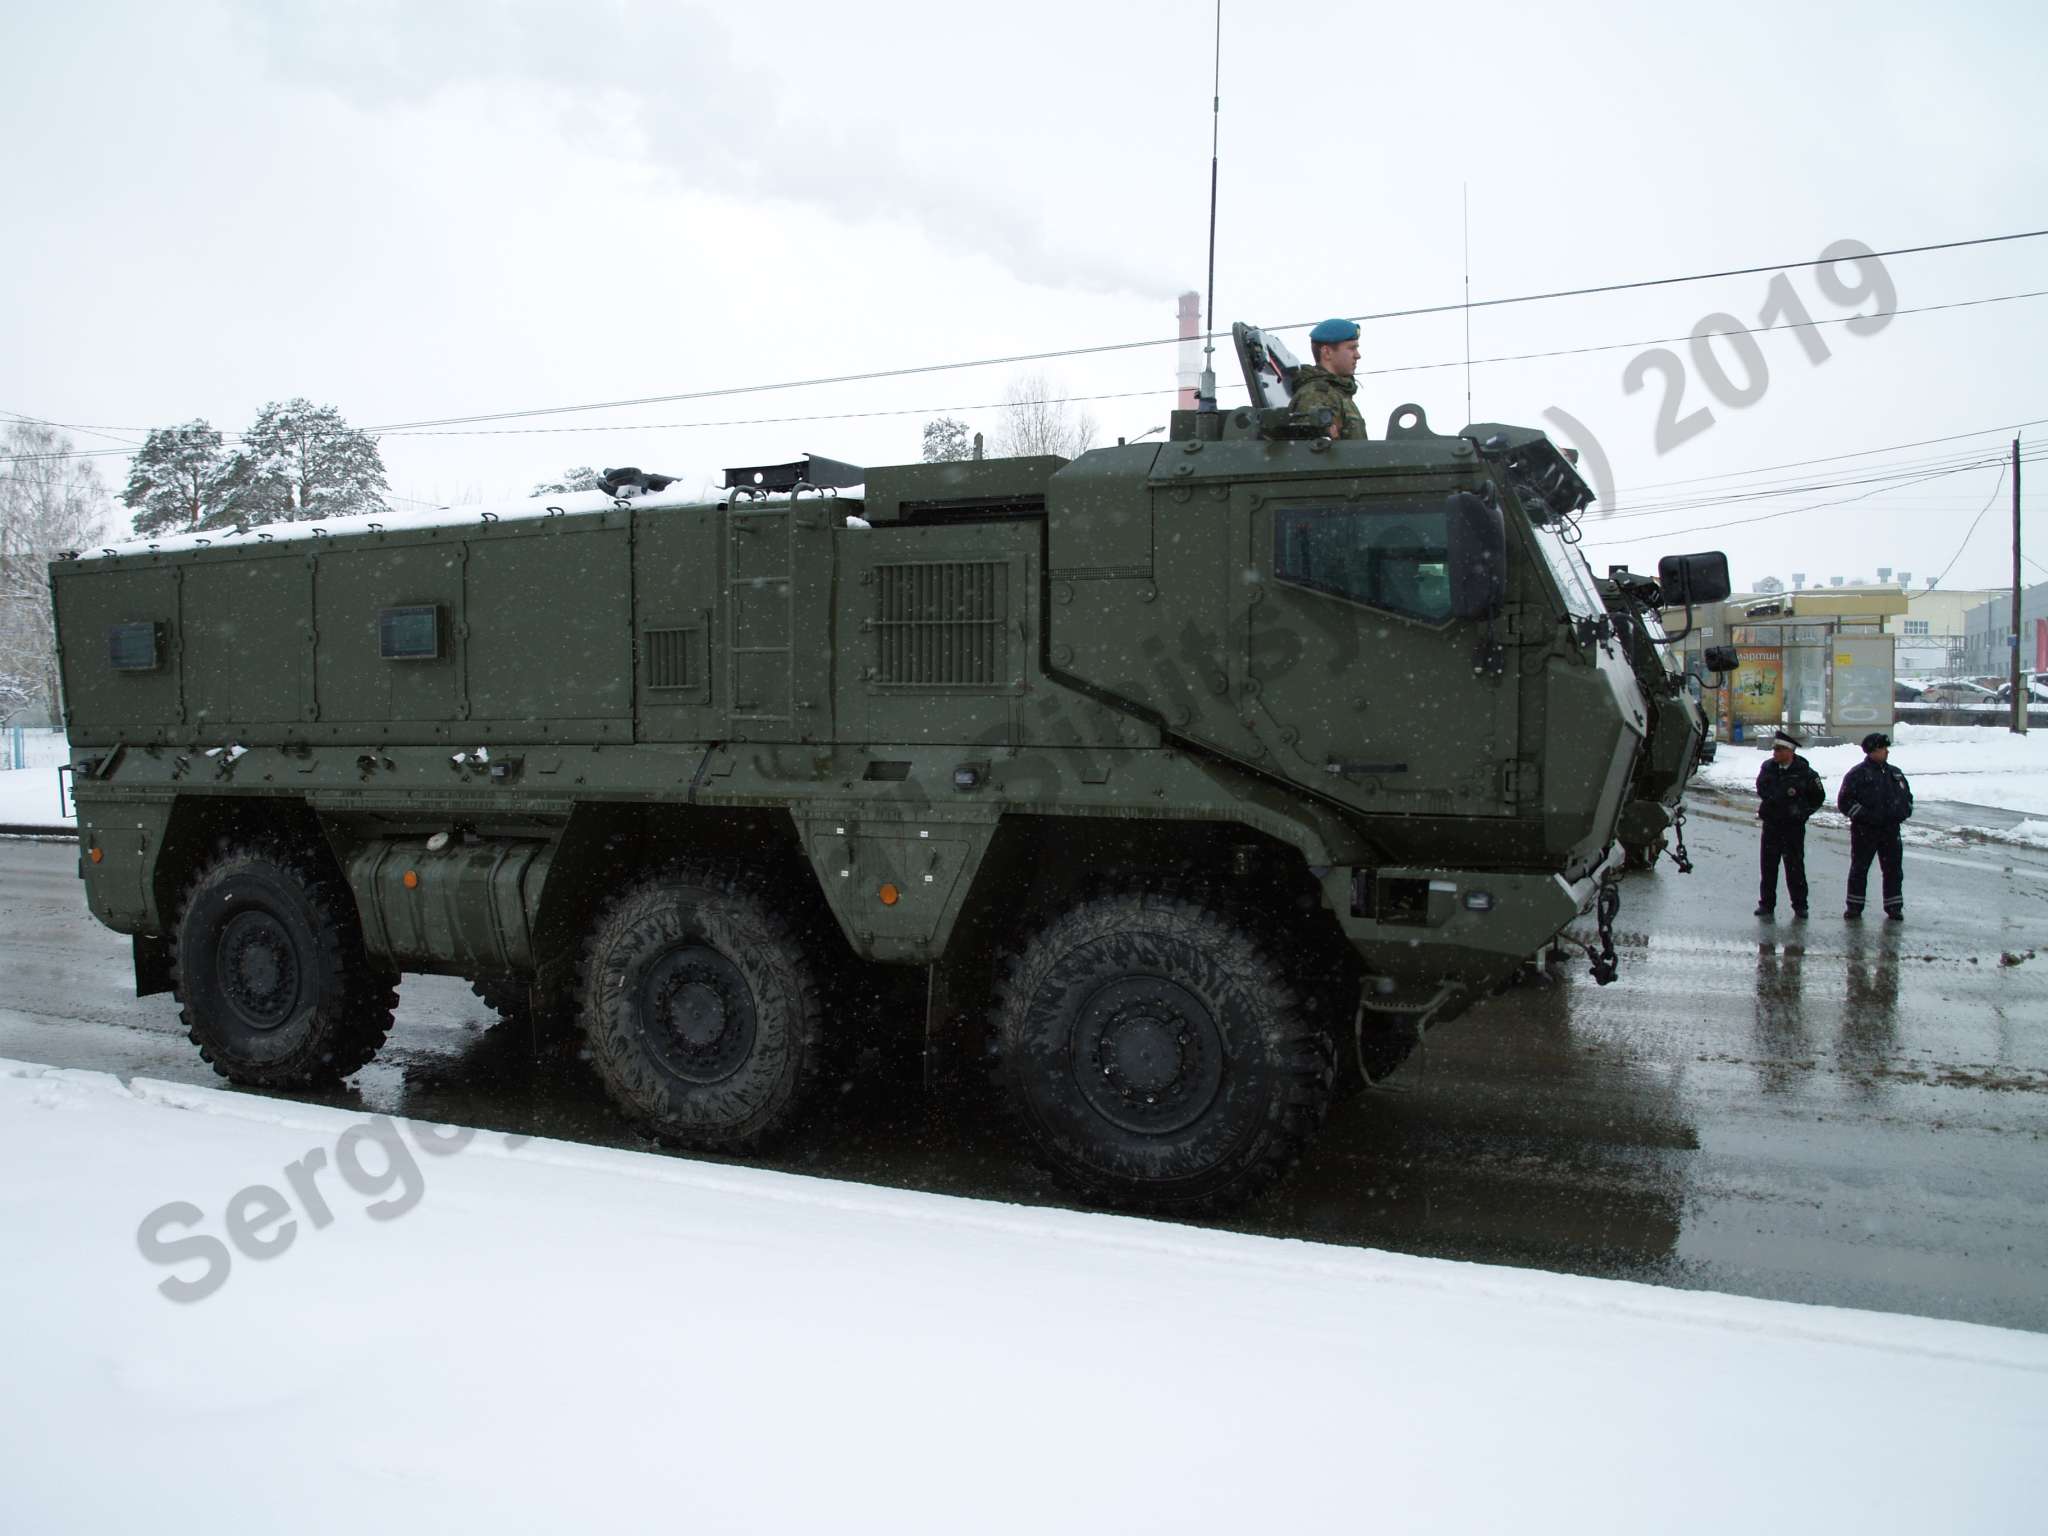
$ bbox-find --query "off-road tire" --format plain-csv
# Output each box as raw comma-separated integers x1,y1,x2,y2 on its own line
471,974,529,1027
990,890,1334,1213
172,843,398,1088
580,865,828,1149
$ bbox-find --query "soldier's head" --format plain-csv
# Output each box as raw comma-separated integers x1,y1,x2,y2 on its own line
1861,731,1890,763
1309,317,1361,377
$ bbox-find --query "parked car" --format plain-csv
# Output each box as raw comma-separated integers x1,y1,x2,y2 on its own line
1893,679,1926,703
1995,674,2048,704
1919,680,2001,705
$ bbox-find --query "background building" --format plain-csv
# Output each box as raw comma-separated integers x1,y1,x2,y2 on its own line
1962,581,2048,677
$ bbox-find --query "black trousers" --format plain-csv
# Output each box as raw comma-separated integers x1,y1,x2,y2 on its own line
1847,822,1905,913
1758,817,1809,911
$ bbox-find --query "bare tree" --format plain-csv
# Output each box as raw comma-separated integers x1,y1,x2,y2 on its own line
991,373,1096,460
0,421,110,723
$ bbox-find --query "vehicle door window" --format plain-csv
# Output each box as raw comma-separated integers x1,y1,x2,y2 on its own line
1272,500,1452,624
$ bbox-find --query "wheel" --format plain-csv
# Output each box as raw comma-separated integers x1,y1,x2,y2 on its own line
580,865,828,1149
990,891,1334,1213
470,974,529,1026
172,843,398,1088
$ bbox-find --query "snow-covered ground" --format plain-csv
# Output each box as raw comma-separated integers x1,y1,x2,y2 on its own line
2,1059,2042,1533
0,728,70,826
1698,723,2048,840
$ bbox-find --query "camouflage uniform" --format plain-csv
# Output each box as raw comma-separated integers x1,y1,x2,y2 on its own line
1291,366,1368,440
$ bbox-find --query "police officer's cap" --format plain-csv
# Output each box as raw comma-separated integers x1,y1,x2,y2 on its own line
1771,730,1800,749
1860,731,1890,753
1309,318,1360,346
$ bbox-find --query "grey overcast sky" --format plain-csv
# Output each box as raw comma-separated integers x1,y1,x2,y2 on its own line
4,0,2044,591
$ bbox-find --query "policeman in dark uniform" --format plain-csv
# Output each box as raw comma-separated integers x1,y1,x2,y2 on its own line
1754,729,1825,919
1838,732,1913,920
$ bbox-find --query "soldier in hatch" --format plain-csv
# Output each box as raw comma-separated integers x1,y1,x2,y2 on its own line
1293,318,1369,440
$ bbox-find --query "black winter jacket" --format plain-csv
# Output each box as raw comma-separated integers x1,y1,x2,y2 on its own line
1755,753,1826,824
1837,758,1914,828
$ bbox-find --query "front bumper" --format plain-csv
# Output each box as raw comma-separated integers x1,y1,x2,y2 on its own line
1321,842,1624,987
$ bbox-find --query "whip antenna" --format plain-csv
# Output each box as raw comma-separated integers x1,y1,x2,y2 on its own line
1463,181,1473,425
1198,0,1222,412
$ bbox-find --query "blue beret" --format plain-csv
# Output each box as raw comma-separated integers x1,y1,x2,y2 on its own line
1309,317,1359,345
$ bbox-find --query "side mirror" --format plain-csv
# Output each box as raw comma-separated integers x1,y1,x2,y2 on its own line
1447,490,1506,620
1657,551,1732,606
1703,644,1739,675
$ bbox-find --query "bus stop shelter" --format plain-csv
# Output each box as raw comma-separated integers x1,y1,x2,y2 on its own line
1663,588,1903,744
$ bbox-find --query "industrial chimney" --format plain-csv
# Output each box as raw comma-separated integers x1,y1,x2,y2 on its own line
1176,292,1201,411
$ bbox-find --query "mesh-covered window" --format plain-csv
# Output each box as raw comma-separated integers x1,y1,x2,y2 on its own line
873,561,1007,688
1274,501,1452,623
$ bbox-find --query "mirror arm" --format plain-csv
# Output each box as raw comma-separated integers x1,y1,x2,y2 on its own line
1663,598,1697,644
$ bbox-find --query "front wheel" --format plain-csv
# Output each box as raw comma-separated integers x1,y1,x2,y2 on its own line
991,891,1333,1213
173,843,397,1087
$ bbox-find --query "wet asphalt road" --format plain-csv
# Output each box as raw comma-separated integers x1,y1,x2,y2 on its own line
3,798,2046,1332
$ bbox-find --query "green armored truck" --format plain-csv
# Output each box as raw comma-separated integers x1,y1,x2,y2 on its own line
50,326,1728,1211
1600,568,1729,870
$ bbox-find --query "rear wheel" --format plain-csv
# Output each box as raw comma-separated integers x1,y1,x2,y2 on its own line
990,891,1333,1213
173,843,397,1087
580,865,828,1149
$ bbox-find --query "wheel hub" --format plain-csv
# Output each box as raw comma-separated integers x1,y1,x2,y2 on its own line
217,909,300,1031
1072,976,1226,1135
643,945,756,1084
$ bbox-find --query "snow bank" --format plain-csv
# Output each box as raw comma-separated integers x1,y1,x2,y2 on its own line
1,1059,2041,1533
0,737,71,823
1699,723,2048,818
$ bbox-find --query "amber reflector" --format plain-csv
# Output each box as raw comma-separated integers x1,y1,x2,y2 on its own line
878,883,900,906
403,869,420,890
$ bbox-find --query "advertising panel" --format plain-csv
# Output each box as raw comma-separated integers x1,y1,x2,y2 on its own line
1830,635,1895,729
1731,645,1784,724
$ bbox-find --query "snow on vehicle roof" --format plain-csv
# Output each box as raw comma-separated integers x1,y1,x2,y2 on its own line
64,484,822,564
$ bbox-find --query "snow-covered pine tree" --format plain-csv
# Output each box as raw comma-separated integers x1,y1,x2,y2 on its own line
122,420,228,536
921,417,973,463
531,467,602,495
219,399,390,526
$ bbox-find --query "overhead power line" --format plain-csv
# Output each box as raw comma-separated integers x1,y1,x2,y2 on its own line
357,226,2048,433
1584,450,2047,546
11,283,2046,468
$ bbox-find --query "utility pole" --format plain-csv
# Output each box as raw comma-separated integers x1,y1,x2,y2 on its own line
2012,435,2026,734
